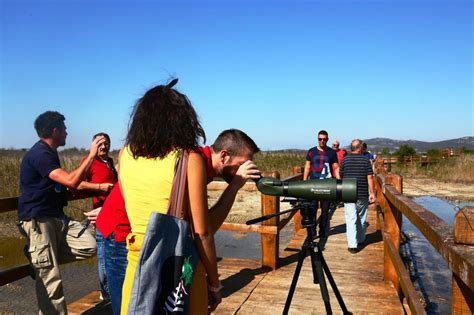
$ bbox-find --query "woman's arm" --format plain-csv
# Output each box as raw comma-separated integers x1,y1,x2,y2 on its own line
187,151,220,287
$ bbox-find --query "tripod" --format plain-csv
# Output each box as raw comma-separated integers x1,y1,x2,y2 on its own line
247,199,350,314
283,201,350,315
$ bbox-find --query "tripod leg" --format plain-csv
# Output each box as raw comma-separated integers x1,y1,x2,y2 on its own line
310,245,332,314
319,251,351,314
283,246,308,315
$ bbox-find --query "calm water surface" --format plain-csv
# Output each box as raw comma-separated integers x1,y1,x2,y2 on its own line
402,197,474,315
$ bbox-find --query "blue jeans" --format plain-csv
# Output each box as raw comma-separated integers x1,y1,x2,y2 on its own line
104,233,128,315
344,200,369,248
96,229,110,300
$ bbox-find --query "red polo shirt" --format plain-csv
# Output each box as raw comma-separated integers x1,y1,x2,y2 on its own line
81,156,118,208
335,149,346,165
96,147,213,242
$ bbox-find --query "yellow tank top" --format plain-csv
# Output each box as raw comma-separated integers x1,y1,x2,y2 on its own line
119,146,179,235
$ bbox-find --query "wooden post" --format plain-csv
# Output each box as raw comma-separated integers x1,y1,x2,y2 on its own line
292,167,303,233
260,171,280,270
383,174,403,296
452,207,474,314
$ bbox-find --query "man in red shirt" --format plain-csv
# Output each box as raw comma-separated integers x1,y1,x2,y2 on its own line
89,129,261,315
332,140,347,165
78,132,117,302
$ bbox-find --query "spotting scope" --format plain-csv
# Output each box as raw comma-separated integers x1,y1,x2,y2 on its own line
256,177,358,202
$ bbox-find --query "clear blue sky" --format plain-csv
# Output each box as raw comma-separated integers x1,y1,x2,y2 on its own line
1,0,472,151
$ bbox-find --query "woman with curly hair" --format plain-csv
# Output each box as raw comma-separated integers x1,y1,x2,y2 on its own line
119,79,221,314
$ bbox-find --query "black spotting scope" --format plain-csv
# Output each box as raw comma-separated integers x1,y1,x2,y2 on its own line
256,177,358,202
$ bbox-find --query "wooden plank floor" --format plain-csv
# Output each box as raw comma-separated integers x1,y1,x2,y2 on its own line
69,206,406,314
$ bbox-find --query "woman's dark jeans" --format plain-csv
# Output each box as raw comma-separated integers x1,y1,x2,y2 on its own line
104,233,128,315
96,229,110,300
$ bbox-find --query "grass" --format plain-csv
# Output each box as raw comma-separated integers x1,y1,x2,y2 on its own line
391,154,474,184
0,150,93,222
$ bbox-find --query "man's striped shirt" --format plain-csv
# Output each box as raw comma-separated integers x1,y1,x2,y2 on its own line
340,154,373,200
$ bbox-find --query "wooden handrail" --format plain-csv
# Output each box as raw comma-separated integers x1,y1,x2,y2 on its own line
374,163,474,314
377,210,426,314
0,263,30,286
0,197,18,213
378,176,474,289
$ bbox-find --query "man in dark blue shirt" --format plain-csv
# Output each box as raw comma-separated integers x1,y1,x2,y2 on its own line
18,111,106,315
303,130,340,238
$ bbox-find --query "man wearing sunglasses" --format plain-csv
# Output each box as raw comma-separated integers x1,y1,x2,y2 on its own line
303,130,340,239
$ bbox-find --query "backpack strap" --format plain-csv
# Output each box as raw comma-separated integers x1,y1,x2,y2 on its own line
167,151,189,219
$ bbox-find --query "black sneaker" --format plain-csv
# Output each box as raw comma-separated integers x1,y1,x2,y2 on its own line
348,248,358,254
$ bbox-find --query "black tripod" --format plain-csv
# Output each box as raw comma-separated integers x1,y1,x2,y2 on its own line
247,200,351,314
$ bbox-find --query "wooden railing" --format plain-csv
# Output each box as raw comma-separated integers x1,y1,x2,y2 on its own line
380,148,463,170
374,158,474,314
0,191,96,286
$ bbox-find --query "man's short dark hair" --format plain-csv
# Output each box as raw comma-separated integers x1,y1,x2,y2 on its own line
93,132,110,144
318,130,329,137
34,111,65,138
361,142,368,149
212,129,260,156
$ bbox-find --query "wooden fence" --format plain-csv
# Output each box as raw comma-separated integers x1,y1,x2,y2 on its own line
374,158,474,314
380,148,463,171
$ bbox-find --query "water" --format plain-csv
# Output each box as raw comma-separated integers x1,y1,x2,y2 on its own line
214,220,295,260
402,196,474,315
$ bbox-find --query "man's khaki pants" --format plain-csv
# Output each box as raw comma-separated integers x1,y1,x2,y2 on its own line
20,216,96,315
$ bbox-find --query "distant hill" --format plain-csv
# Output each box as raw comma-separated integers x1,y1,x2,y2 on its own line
363,136,474,153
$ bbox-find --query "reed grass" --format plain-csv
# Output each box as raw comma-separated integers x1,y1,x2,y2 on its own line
392,154,474,184
0,151,93,222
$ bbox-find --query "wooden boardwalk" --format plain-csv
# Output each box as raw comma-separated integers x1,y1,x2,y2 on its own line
68,205,406,314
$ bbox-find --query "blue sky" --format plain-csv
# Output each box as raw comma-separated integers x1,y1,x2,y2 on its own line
1,0,472,151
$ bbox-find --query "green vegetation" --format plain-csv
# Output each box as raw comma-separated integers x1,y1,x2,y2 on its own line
394,144,417,161
253,151,306,178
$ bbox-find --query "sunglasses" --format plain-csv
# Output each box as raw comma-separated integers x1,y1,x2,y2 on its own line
318,138,328,142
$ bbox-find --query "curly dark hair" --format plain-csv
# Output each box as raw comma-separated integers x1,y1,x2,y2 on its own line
126,79,206,159
34,111,65,138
